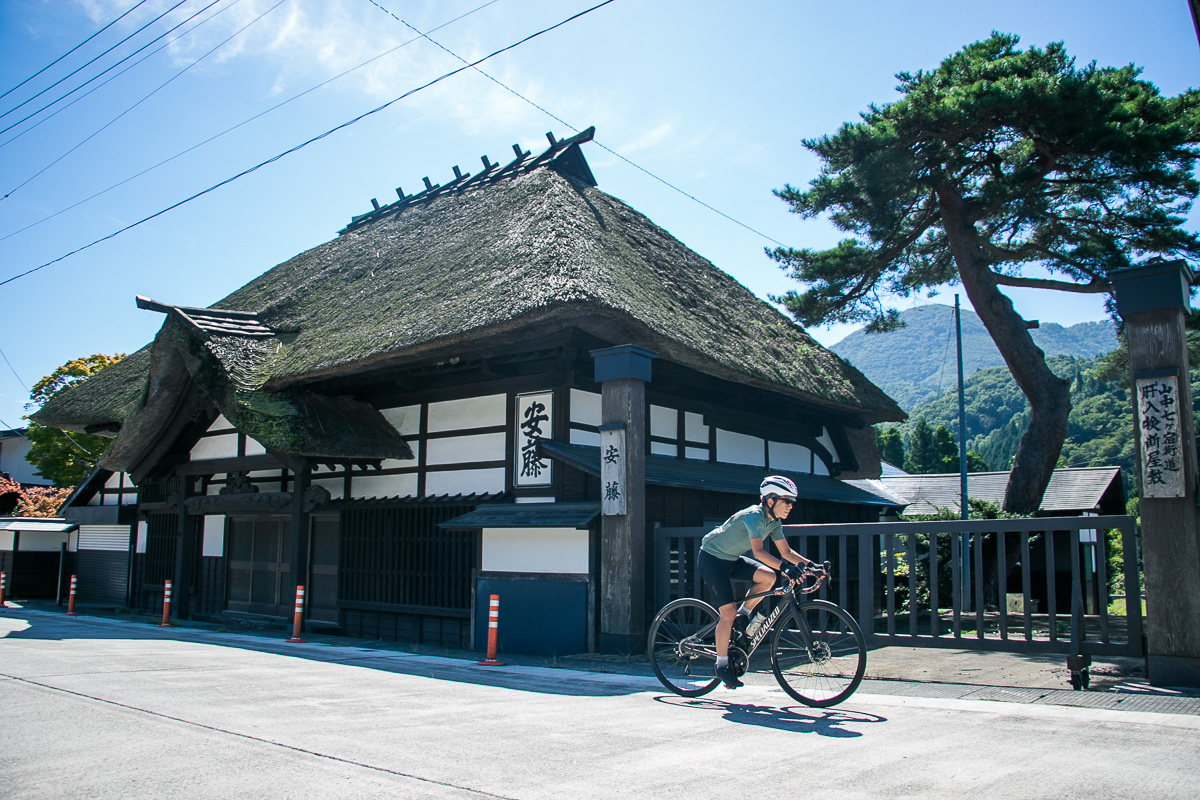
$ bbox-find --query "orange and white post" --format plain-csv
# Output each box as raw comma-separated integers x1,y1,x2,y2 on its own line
286,585,306,643
66,574,78,616
0,569,8,609
478,594,503,666
159,579,173,626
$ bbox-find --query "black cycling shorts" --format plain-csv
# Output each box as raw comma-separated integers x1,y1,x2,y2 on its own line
697,549,769,609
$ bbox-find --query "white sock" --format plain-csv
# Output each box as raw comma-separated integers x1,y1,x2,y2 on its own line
715,656,729,668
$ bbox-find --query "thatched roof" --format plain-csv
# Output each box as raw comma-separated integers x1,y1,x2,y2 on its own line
35,128,901,473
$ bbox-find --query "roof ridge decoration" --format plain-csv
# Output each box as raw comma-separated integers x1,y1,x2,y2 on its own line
338,126,598,235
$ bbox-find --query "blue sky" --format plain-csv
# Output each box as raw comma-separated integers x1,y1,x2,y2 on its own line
1,0,1197,431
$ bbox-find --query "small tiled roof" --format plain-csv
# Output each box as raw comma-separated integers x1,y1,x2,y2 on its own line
881,467,1125,516
439,502,600,529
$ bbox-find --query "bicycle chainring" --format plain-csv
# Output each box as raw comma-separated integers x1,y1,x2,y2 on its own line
729,646,749,677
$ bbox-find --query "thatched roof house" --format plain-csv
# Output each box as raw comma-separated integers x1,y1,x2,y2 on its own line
37,127,899,479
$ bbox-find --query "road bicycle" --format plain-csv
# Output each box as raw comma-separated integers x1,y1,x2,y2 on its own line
647,562,866,707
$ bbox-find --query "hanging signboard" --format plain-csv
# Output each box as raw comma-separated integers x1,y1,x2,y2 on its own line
1135,373,1185,499
600,425,626,516
515,391,553,487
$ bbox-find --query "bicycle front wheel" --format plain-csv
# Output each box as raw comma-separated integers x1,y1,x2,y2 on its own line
647,598,721,697
771,599,866,707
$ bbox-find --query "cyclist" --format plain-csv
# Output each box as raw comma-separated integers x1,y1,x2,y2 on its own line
697,475,816,689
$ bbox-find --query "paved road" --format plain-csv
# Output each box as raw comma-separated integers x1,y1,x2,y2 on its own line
2,610,1198,799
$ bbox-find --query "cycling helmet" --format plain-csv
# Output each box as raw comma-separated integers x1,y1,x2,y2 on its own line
760,475,798,501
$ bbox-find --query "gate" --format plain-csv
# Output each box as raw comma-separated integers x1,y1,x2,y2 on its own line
654,515,1143,658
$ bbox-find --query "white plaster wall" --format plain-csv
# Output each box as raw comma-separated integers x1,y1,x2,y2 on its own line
311,477,345,500
651,442,677,456
685,446,710,461
202,516,225,557
769,441,812,474
569,429,600,447
685,412,708,442
481,527,589,573
427,394,505,433
352,473,417,499
817,427,839,462
716,429,765,467
0,531,13,550
12,531,69,552
650,405,678,438
244,437,266,456
190,432,237,460
426,468,505,497
104,472,122,489
0,436,45,484
813,458,830,477
136,520,147,553
209,415,235,431
381,405,421,436
570,389,601,426
426,433,505,465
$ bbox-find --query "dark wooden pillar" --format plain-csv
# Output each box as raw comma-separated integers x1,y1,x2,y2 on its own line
172,476,196,619
288,465,312,613
1113,259,1200,687
591,345,656,653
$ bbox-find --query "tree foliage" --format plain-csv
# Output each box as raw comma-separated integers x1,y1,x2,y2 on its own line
0,474,72,517
770,33,1200,513
879,417,988,474
23,353,125,487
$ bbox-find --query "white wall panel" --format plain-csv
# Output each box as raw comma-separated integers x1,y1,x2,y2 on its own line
817,427,838,462
427,394,505,432
14,531,69,551
651,441,677,456
190,433,237,460
685,446,710,461
426,433,506,465
311,477,345,500
202,516,225,557
136,520,147,553
380,404,421,436
650,405,678,438
685,412,708,442
570,389,601,426
208,415,235,431
244,437,266,456
481,527,589,573
425,468,504,497
569,429,600,447
716,429,765,467
769,441,812,474
352,473,417,499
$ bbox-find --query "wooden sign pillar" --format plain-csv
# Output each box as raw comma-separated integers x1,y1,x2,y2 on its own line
1113,259,1200,687
590,344,656,653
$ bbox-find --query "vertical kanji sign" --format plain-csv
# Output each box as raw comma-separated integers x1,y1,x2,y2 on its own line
1136,374,1185,498
600,426,626,515
515,391,553,487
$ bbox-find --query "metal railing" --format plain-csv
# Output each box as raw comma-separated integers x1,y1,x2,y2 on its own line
654,515,1143,658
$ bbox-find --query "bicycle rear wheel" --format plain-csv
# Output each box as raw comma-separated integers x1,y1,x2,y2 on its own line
771,599,866,707
647,598,721,697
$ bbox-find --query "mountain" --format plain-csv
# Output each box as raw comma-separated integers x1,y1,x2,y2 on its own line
829,304,1117,410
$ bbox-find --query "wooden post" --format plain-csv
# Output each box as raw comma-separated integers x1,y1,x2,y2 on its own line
289,465,312,612
590,345,655,653
1113,259,1200,687
172,477,195,620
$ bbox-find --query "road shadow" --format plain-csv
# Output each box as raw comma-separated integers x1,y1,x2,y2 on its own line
652,694,886,736
0,608,658,699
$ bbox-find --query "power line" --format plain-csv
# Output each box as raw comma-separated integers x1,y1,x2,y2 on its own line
0,0,226,139
0,0,245,154
2,0,277,204
379,2,786,247
0,0,618,289
0,0,500,241
0,0,152,102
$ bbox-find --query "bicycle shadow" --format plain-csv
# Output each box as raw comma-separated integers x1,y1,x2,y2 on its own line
652,694,886,737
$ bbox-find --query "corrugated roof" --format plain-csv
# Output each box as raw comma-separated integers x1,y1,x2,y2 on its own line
540,440,900,507
439,502,600,529
0,517,78,533
880,467,1124,516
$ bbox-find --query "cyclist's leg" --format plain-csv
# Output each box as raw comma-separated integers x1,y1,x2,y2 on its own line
739,561,776,615
697,551,740,659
